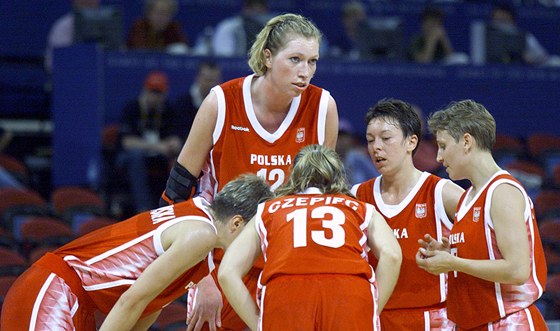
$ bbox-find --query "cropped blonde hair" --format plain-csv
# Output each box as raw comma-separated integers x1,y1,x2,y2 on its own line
428,99,496,152
248,13,322,76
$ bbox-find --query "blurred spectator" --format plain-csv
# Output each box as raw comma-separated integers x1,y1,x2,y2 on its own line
212,0,272,57
45,0,101,73
489,3,549,65
174,59,222,137
126,0,189,54
411,104,441,175
0,128,25,190
336,118,379,185
118,71,187,213
408,6,455,64
329,1,367,59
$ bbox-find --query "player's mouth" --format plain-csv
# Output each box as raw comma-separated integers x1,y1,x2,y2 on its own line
293,82,307,90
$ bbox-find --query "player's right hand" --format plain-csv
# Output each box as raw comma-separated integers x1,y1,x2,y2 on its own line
186,274,223,331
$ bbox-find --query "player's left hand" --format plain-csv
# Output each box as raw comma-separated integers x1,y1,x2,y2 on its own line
186,274,223,331
415,248,453,275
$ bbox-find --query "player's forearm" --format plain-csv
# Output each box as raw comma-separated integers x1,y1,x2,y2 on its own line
131,310,160,331
219,275,259,330
100,296,149,331
374,249,402,312
452,256,529,285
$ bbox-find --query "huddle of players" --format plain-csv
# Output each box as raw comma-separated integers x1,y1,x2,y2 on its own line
1,11,548,331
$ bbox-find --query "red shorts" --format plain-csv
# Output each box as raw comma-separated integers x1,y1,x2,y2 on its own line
259,274,379,331
1,253,97,331
380,304,454,331
455,304,547,331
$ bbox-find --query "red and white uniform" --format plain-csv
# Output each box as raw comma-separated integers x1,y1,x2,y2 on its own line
199,74,330,201
1,198,214,331
196,74,331,330
447,171,547,330
352,172,454,330
255,188,380,331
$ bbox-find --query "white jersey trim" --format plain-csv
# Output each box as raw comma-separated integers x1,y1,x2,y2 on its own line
373,172,431,217
434,179,453,231
29,273,57,331
211,86,226,144
255,203,268,262
317,89,330,145
153,198,216,255
243,74,301,143
434,178,450,302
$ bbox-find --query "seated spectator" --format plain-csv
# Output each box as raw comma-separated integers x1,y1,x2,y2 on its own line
173,59,222,137
212,0,272,57
118,71,188,213
45,0,101,73
411,105,441,174
329,1,367,59
0,128,25,190
336,118,379,185
126,0,189,54
489,3,549,65
408,6,455,64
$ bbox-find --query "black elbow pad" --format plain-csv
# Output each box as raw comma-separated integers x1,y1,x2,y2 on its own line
160,161,198,206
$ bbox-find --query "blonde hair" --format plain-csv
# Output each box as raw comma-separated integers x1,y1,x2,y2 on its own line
275,145,352,197
428,99,496,152
248,13,322,76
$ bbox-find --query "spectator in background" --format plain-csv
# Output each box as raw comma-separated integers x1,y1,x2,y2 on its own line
411,104,442,175
126,0,190,54
408,6,455,64
212,0,272,57
0,128,26,190
118,71,187,213
329,1,367,59
173,59,222,137
45,0,101,73
336,118,379,185
489,3,549,65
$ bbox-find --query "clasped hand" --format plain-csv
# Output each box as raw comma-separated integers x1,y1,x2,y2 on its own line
415,234,454,275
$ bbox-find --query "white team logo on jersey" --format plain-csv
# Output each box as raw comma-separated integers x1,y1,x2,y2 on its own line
415,203,427,218
473,207,481,222
296,128,305,143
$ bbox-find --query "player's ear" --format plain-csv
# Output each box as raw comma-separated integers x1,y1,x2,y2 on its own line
264,49,272,67
230,215,244,233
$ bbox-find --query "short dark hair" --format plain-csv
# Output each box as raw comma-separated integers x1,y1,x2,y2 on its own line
492,2,516,20
421,6,444,23
365,98,423,156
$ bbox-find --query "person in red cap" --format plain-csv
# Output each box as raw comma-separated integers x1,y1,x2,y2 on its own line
117,70,189,214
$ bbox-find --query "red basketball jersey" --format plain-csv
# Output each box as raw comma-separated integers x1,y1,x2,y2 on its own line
256,189,376,285
447,171,547,329
199,74,330,201
352,172,453,310
54,197,214,316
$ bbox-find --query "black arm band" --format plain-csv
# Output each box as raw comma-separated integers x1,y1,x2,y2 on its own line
159,161,199,206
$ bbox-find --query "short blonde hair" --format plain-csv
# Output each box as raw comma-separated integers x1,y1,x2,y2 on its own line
428,99,496,152
248,13,322,76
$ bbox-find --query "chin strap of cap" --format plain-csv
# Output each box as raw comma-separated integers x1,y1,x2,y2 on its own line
160,161,198,206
